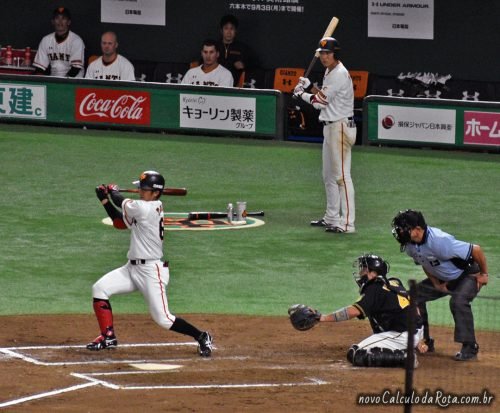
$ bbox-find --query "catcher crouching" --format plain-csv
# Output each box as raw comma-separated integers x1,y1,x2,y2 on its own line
288,254,425,368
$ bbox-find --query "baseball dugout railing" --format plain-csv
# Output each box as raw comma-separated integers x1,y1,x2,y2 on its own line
0,74,286,140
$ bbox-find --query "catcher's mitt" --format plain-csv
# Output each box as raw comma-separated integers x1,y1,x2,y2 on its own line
288,304,321,331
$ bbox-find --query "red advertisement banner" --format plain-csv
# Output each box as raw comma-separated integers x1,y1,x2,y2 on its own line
464,111,500,146
75,88,151,125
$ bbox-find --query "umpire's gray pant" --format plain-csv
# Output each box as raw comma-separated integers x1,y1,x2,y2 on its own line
417,265,479,344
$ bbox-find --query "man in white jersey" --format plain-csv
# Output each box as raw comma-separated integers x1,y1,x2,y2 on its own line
293,37,356,234
33,7,84,78
85,31,135,81
88,171,213,357
182,39,234,87
392,209,489,361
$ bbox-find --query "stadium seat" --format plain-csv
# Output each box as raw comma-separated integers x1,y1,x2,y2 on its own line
153,62,189,84
273,67,305,93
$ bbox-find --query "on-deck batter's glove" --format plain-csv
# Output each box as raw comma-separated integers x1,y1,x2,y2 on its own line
293,84,305,98
288,304,321,331
95,184,108,201
298,76,311,89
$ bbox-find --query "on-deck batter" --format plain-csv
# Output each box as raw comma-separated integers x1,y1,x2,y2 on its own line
293,37,356,234
88,171,213,357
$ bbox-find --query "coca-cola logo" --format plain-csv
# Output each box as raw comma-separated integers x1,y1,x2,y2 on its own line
75,88,151,125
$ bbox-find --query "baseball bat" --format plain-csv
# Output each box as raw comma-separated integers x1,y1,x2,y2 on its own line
188,211,264,220
119,188,187,196
304,16,340,78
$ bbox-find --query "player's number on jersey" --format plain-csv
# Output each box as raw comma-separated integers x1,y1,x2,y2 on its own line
159,217,164,240
397,295,410,309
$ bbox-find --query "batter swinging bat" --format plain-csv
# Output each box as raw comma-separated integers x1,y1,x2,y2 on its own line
120,188,187,196
188,211,265,220
304,16,340,78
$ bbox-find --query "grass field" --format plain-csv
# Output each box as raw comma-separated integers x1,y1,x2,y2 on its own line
0,123,498,331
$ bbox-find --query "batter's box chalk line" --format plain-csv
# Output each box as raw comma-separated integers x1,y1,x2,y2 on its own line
0,342,329,408
71,371,330,390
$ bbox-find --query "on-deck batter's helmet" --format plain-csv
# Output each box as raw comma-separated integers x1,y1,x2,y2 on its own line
353,254,390,292
316,37,341,54
133,170,165,192
391,209,427,251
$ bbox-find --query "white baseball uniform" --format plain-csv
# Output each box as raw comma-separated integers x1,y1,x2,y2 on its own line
92,198,176,329
182,64,234,87
33,31,85,77
85,55,136,81
303,62,356,232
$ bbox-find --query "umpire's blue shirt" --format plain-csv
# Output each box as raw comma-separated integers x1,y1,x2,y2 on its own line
405,226,473,281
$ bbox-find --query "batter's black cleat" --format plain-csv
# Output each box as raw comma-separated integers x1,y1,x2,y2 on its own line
197,331,213,357
424,337,435,353
455,342,479,361
86,333,118,351
310,218,327,227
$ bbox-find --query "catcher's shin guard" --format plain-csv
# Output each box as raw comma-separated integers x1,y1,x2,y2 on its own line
351,347,407,368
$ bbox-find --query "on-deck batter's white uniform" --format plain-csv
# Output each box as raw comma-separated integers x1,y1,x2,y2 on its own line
314,62,356,232
33,31,84,77
92,198,176,329
85,55,135,81
182,64,234,87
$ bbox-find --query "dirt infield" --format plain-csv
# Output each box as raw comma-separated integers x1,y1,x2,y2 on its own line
0,314,498,412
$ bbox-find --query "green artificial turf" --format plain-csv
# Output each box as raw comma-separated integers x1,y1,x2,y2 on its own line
0,124,498,331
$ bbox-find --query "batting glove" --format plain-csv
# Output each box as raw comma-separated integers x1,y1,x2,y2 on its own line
95,184,108,201
107,183,120,193
293,84,305,98
298,76,311,89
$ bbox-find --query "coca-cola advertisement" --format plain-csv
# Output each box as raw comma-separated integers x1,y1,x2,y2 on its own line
75,88,151,125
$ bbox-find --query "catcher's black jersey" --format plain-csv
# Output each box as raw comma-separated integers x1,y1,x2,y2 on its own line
353,278,419,333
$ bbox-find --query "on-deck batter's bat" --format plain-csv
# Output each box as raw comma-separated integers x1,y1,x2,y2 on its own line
119,188,187,196
304,16,340,78
188,211,265,220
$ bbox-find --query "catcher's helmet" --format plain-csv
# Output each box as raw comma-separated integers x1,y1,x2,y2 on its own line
353,254,390,292
133,170,165,192
391,209,427,251
316,37,341,54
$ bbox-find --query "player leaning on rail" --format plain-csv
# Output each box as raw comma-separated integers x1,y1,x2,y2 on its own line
87,170,213,357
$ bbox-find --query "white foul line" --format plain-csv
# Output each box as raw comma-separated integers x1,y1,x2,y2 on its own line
0,382,98,409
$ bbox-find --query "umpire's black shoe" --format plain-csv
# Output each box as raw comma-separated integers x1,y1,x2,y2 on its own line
310,218,327,227
197,331,213,357
455,342,479,361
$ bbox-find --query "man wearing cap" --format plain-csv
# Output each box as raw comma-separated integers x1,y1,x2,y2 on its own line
33,7,85,77
293,37,356,234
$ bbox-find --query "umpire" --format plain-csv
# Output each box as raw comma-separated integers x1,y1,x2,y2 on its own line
392,209,489,361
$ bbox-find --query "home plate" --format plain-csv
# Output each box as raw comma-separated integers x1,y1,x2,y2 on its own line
129,363,183,371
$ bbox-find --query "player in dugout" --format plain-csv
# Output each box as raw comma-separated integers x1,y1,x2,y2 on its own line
33,6,85,77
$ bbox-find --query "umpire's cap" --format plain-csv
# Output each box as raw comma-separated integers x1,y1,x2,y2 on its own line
316,37,340,53
133,171,165,192
53,6,71,19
